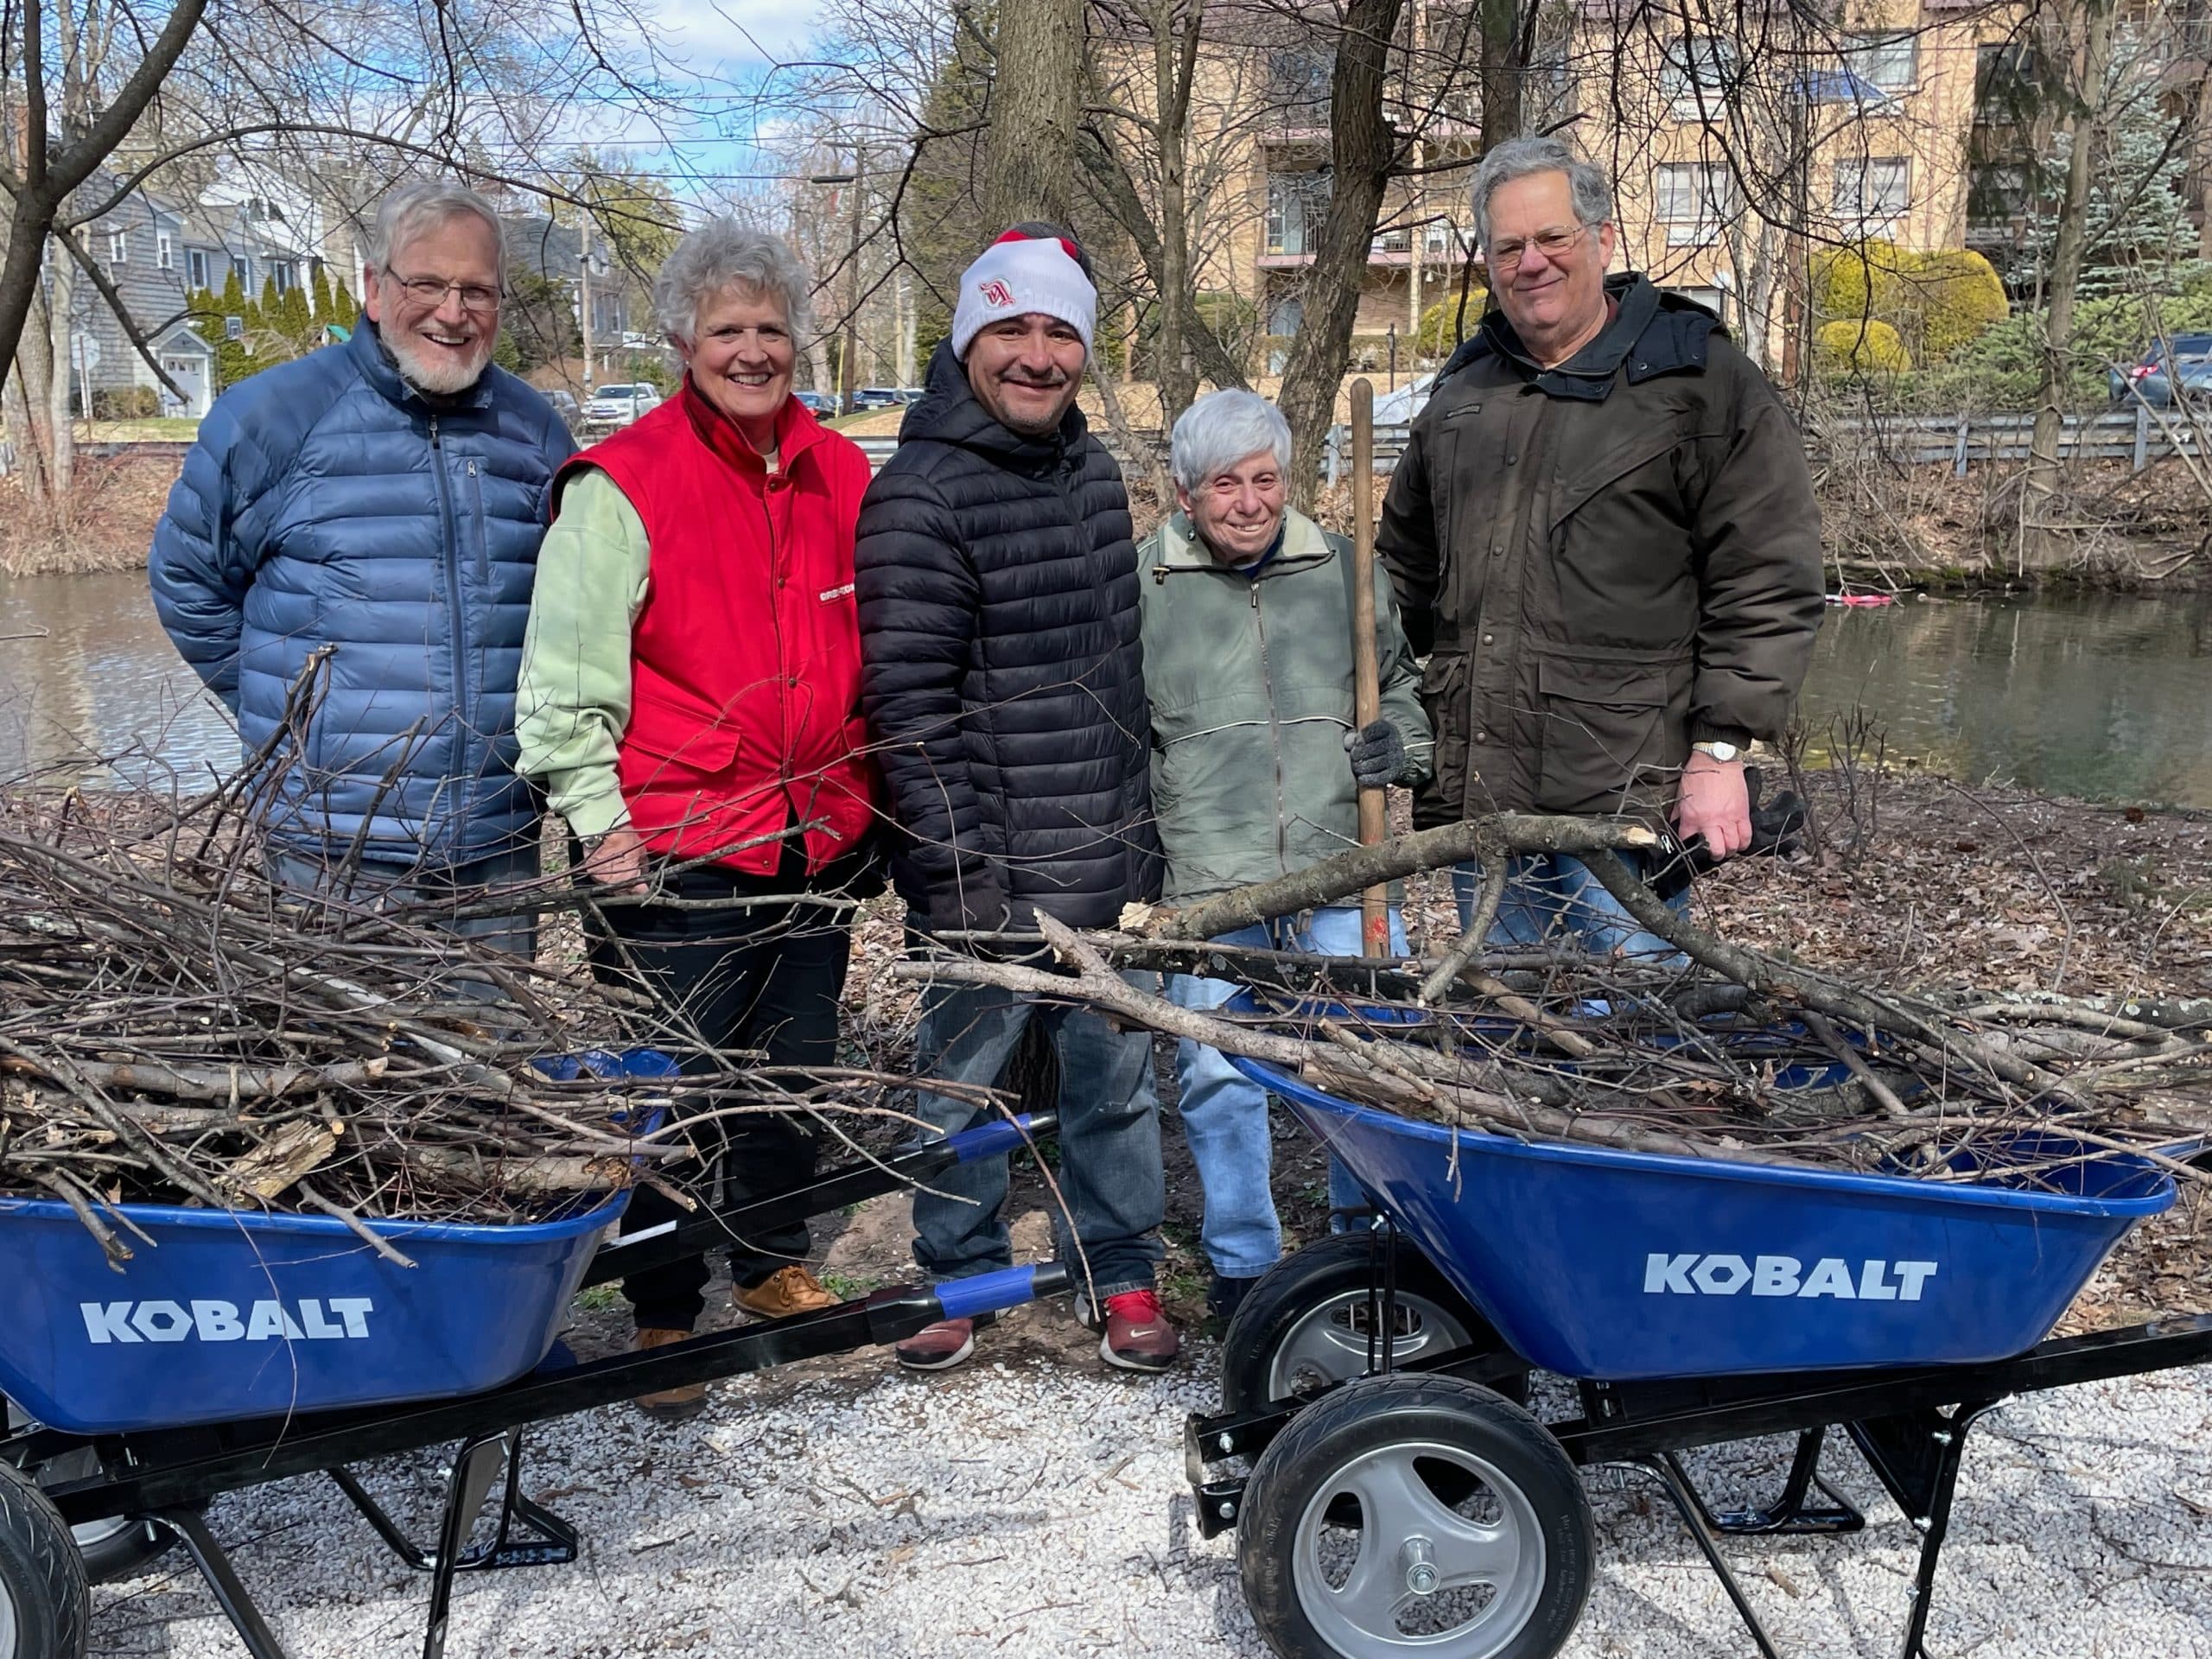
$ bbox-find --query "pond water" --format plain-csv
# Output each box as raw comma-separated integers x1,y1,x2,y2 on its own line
5,571,2211,809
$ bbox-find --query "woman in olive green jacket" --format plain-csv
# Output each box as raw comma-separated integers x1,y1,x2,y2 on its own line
1137,391,1432,1317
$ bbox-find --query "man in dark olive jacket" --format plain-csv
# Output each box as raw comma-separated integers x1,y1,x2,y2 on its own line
855,225,1174,1376
1379,136,1823,956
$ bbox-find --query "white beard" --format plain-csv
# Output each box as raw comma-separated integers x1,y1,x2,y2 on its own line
387,327,493,396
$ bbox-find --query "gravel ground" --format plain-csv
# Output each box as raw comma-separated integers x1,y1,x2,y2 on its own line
86,1295,2212,1659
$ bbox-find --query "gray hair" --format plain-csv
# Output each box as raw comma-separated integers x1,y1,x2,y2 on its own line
367,181,505,274
1171,390,1293,493
652,219,814,346
1468,137,1614,252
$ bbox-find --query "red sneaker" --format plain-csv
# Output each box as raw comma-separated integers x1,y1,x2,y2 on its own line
1094,1289,1179,1373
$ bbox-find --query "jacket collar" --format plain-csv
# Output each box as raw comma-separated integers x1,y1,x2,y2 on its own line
899,338,1089,471
679,374,826,474
1436,273,1719,402
348,317,496,415
1152,507,1332,578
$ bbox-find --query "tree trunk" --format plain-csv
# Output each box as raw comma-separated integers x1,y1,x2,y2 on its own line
1279,0,1407,511
2022,0,2116,572
46,253,74,498
1478,0,1522,148
983,0,1083,228
1148,0,1203,432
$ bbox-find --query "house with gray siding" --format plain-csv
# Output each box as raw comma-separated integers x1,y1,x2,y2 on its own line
70,176,334,419
68,188,214,417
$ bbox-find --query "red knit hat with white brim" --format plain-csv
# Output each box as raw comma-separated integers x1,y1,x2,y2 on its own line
950,230,1098,362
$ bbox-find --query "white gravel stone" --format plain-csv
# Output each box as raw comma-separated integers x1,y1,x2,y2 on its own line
88,1345,2212,1658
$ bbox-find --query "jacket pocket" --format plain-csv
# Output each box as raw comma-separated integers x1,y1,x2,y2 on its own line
1417,652,1470,820
615,682,744,797
466,460,490,582
1533,653,1688,816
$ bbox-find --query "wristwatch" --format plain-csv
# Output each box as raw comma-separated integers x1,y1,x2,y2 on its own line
1691,740,1743,763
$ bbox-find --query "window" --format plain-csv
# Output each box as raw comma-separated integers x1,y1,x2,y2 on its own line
1834,157,1910,229
1268,48,1333,125
187,248,210,289
1266,172,1331,256
1661,37,1736,119
107,229,127,264
1968,162,2032,225
1656,163,1734,245
1843,32,1917,95
231,255,252,285
270,260,296,295
156,232,174,271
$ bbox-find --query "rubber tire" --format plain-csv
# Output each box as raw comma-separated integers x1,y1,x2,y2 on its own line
1235,1374,1592,1659
0,1459,88,1659
1221,1233,1526,1413
66,1515,176,1587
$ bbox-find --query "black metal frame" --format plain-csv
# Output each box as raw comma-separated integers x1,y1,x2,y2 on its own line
6,1111,1071,1659
1187,1306,2212,1658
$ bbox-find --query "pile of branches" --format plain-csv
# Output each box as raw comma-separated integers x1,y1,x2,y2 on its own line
899,813,2212,1189
0,789,761,1266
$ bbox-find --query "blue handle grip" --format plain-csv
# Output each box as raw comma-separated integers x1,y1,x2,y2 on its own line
946,1114,1037,1165
935,1265,1039,1322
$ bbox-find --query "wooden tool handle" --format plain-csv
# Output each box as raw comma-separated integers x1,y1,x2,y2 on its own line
1349,378,1389,957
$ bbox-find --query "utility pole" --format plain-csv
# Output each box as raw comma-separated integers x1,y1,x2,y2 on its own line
578,211,595,387
842,145,867,411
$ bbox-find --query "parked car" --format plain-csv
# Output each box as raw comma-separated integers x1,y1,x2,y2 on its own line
2108,334,2212,408
582,384,662,426
854,387,905,410
543,389,581,431
794,391,836,416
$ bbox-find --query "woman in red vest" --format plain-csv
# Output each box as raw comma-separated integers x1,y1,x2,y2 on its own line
516,220,880,1420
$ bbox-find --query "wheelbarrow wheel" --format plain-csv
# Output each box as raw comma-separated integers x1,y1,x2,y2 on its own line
1222,1234,1523,1412
0,1459,88,1659
1236,1374,1591,1659
65,1515,176,1586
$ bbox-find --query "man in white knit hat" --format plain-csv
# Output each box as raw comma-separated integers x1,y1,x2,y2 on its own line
856,224,1176,1375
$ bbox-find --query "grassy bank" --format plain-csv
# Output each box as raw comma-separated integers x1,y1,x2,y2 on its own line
0,452,181,577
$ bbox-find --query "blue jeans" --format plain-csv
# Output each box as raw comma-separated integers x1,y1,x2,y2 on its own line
267,843,540,962
910,976,1165,1298
1452,851,1687,962
1166,906,1406,1277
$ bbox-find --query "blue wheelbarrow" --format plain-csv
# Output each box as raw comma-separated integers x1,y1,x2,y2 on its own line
0,1049,1071,1659
1190,1052,2210,1659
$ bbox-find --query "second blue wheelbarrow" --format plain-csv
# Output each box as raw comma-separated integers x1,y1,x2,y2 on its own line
1190,1051,2209,1659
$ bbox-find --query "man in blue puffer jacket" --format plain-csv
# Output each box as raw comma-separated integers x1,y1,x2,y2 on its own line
149,181,575,958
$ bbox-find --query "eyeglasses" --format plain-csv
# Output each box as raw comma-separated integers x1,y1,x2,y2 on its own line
388,275,502,314
1486,225,1590,273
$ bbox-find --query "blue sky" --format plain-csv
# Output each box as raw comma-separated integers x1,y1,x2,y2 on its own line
642,0,829,207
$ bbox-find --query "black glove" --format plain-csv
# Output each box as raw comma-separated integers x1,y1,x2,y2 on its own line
1344,719,1407,789
1651,767,1808,899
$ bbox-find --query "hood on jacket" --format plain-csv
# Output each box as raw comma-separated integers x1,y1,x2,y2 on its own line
1436,273,1721,401
898,338,1092,471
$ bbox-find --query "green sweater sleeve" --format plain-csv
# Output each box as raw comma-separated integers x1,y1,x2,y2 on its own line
515,467,651,841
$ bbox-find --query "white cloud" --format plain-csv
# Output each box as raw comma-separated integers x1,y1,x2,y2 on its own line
656,0,820,71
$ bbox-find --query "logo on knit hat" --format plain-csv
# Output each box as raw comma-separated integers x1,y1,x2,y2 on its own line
977,277,1015,308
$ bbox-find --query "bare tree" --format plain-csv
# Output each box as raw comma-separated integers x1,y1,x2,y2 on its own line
986,0,1084,226
1278,0,1407,510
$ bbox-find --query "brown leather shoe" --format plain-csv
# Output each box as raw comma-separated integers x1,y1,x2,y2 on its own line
631,1326,707,1421
732,1265,838,1319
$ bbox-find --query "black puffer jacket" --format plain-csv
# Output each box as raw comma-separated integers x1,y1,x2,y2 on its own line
855,342,1161,932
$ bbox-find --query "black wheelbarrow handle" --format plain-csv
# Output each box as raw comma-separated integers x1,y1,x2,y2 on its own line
580,1110,1058,1290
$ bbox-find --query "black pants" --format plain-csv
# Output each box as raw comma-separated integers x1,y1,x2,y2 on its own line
585,845,854,1332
